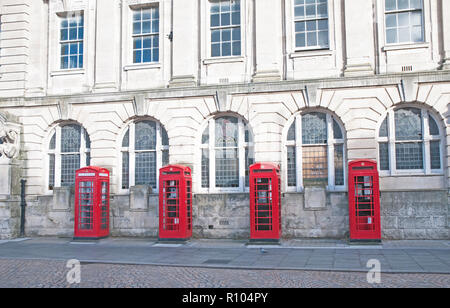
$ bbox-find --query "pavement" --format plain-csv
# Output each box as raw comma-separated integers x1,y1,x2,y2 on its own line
0,237,449,274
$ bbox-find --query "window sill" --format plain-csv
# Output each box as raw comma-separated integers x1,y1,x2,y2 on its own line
123,63,162,71
50,69,85,77
203,56,245,65
382,42,429,52
290,49,333,58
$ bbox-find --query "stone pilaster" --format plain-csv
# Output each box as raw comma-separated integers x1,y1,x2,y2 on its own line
343,0,374,76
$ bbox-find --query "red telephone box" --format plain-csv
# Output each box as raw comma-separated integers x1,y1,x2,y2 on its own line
348,160,381,242
249,163,281,242
159,165,192,241
74,166,110,240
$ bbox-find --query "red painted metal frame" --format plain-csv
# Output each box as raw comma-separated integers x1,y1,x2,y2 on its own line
159,165,192,240
74,166,110,239
249,163,281,240
348,160,381,241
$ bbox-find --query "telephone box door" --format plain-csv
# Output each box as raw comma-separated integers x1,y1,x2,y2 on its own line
159,165,192,240
74,167,110,240
348,160,381,241
250,163,281,241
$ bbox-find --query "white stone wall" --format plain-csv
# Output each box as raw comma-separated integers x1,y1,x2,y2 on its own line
0,0,448,239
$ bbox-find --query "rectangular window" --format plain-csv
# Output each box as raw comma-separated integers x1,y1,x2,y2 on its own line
60,13,84,69
385,0,424,44
294,0,329,49
210,0,241,57
132,6,159,63
215,148,239,188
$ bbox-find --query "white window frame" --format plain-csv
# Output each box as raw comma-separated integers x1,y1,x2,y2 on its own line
383,0,425,46
130,5,160,64
282,111,346,193
59,12,84,70
377,106,444,176
118,120,168,195
202,0,247,62
45,123,90,194
292,0,330,51
197,115,253,194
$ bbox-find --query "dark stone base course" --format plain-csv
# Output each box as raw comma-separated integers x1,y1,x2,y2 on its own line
6,189,449,240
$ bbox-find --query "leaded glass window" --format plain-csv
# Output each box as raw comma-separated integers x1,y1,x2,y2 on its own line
47,123,90,190
60,13,84,69
210,0,241,57
200,116,253,192
132,6,159,63
378,107,443,174
294,0,329,49
120,120,169,191
285,112,345,191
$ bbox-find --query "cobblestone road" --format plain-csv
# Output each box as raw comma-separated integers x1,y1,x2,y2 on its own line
0,259,448,288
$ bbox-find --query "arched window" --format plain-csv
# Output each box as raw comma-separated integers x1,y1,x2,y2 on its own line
285,111,345,191
120,120,169,191
378,107,443,174
47,123,91,190
199,116,254,192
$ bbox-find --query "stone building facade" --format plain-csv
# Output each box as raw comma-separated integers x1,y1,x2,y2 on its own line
0,0,449,240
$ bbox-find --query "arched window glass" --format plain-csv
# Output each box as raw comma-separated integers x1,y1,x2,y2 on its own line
285,111,345,191
120,120,169,191
47,123,90,190
378,107,443,173
200,116,253,192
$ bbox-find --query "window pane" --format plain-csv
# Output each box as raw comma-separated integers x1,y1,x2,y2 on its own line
333,119,343,139
302,113,327,144
61,124,81,153
161,126,169,146
215,148,239,188
245,147,254,187
232,41,241,56
49,154,55,190
287,146,297,187
135,121,156,150
287,122,296,141
385,0,397,11
395,108,422,140
395,142,423,169
386,28,397,44
334,144,344,186
135,152,157,187
49,133,56,150
122,152,129,189
430,141,441,169
379,116,389,137
201,149,210,188
302,145,328,186
428,115,440,136
61,154,80,186
379,142,390,171
215,117,238,147
122,129,129,147
222,42,231,56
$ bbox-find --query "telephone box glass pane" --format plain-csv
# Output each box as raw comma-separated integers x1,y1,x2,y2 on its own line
354,176,375,231
79,181,94,230
163,180,179,231
101,181,108,230
254,178,273,231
